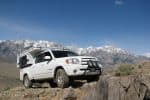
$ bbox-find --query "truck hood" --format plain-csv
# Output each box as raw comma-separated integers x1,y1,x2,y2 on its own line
54,56,95,59
52,56,102,68
53,56,97,62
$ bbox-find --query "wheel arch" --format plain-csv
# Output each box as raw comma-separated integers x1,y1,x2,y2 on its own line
53,66,67,78
23,73,28,79
23,72,32,80
54,66,64,78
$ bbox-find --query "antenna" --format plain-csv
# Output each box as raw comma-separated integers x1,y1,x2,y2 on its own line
16,32,23,55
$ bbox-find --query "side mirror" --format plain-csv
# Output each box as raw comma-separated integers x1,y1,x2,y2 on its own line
44,56,51,60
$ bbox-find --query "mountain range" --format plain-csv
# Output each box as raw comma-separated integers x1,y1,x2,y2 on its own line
0,40,149,67
144,53,150,58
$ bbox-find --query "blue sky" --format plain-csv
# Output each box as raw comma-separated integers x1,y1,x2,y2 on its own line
0,0,150,55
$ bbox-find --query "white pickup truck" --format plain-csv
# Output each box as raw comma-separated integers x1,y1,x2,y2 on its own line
17,47,102,88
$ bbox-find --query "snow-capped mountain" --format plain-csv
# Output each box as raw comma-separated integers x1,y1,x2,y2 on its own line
9,40,63,48
78,45,129,55
0,40,149,66
67,45,149,67
144,53,150,58
0,40,63,62
67,45,128,55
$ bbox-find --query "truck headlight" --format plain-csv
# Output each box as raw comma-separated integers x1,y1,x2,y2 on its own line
66,58,80,64
98,63,103,68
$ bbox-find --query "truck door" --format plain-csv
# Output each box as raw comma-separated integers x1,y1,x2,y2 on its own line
32,52,53,79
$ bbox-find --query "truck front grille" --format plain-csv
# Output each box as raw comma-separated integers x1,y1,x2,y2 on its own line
81,58,96,65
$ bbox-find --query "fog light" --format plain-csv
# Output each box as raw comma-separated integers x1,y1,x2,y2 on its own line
73,69,77,73
93,62,97,67
88,61,93,67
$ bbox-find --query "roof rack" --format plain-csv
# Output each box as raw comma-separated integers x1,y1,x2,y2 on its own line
22,47,42,54
50,47,69,51
21,46,70,54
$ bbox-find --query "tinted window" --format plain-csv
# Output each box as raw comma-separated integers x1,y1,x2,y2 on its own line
19,56,27,66
35,52,52,63
52,51,78,58
19,55,31,68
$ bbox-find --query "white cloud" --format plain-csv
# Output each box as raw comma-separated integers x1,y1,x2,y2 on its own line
115,0,124,6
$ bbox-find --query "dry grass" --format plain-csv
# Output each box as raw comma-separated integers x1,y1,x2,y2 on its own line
115,64,135,76
0,60,19,78
0,60,21,91
103,62,150,76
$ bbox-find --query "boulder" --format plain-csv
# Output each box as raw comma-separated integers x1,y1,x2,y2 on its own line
62,87,77,100
84,75,150,100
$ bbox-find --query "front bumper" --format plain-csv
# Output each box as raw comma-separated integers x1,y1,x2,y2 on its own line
66,64,101,76
81,68,101,75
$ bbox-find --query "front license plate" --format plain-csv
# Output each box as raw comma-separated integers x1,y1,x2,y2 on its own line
90,68,95,72
85,70,100,75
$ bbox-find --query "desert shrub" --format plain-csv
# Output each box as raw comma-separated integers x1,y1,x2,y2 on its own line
115,64,135,76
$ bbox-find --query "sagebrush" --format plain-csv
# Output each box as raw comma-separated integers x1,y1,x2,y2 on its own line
115,64,135,76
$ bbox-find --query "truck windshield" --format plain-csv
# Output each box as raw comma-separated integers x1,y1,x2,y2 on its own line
52,51,79,58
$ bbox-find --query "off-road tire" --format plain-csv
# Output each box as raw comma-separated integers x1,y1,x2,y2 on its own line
23,75,32,88
55,69,69,88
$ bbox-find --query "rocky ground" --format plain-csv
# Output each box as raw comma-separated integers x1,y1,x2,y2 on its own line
86,74,150,100
83,62,150,100
0,62,150,100
1,74,150,100
0,81,96,100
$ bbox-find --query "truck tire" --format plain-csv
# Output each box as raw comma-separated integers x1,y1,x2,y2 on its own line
23,75,32,88
55,69,69,88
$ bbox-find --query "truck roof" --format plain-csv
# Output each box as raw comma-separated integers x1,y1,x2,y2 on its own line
18,47,70,57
